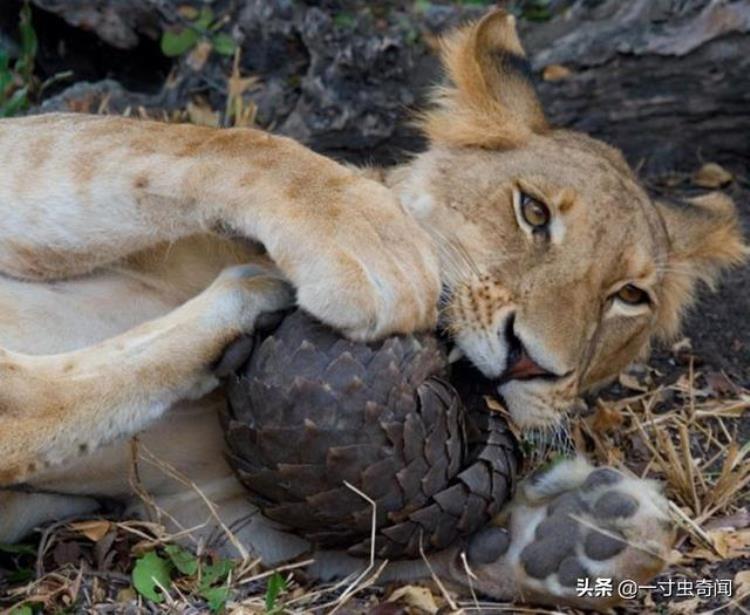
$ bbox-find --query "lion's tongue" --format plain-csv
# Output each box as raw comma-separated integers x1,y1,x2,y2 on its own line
506,351,549,380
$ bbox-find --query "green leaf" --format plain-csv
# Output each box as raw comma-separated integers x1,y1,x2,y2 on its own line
333,12,356,29
0,47,10,72
414,0,431,13
211,33,236,56
164,544,199,576
0,87,29,118
17,1,37,83
0,542,36,555
132,551,173,603
265,572,287,612
9,604,33,615
202,585,231,613
521,0,553,22
160,27,200,57
194,7,215,31
199,558,234,591
7,567,34,584
19,2,37,57
0,59,11,98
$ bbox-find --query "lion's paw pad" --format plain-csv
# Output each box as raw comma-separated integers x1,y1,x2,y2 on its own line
463,460,674,609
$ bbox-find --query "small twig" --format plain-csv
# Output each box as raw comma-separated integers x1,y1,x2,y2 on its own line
668,501,717,555
459,550,480,610
329,481,382,613
419,533,458,612
137,443,249,560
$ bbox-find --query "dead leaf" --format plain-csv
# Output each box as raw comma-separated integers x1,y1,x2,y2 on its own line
671,336,692,355
187,40,213,72
668,597,701,614
668,548,687,566
735,570,750,597
94,529,118,570
227,73,257,101
187,100,220,127
690,528,750,560
484,395,507,414
53,541,82,567
692,162,733,188
705,508,750,531
90,577,106,604
115,587,137,603
619,372,648,392
542,64,572,81
178,5,199,20
368,604,406,615
605,446,624,466
704,371,738,397
643,591,656,608
387,585,439,614
69,519,112,542
591,403,624,433
225,54,259,127
714,528,750,558
542,64,573,81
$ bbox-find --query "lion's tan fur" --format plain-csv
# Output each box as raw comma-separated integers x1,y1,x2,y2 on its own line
0,9,745,599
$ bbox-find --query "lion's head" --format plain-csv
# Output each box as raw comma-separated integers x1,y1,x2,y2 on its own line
388,10,747,431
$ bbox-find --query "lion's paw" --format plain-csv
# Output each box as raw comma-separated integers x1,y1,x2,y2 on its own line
448,458,675,610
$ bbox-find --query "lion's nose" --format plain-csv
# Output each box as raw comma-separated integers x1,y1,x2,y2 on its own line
499,314,556,383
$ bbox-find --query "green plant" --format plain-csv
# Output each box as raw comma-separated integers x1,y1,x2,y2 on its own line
517,0,555,22
265,572,287,614
161,7,236,58
132,551,173,603
131,547,236,612
333,11,356,30
0,1,37,117
0,542,36,585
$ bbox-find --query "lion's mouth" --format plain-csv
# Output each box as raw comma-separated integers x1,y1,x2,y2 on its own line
444,315,568,387
448,356,573,461
444,333,575,462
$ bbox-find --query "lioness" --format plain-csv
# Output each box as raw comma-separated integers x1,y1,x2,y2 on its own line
0,10,745,610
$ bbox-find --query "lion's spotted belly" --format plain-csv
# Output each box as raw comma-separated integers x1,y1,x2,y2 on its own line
221,310,520,559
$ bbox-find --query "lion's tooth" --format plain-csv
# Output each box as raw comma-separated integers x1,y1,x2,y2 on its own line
448,347,465,363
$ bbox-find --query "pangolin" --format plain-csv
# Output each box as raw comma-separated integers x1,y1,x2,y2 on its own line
221,310,520,559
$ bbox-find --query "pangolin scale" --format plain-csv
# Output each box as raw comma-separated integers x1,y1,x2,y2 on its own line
221,310,520,559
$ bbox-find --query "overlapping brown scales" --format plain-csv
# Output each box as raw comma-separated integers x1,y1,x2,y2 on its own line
222,310,520,559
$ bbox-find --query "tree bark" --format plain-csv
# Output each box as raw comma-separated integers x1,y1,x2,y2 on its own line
524,0,750,175
24,0,750,174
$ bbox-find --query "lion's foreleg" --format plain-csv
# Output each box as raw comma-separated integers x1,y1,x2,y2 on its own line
0,266,291,486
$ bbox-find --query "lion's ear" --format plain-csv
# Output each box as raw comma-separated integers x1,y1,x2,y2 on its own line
655,192,748,339
420,9,548,148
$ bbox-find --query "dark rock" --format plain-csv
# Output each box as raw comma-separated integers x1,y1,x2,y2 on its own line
27,0,750,170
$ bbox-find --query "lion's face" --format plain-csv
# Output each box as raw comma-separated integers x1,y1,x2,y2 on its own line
400,133,668,429
392,10,746,430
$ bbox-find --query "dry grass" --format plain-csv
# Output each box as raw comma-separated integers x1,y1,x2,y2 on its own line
2,357,747,614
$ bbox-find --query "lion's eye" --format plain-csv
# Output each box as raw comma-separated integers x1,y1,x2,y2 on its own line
615,284,649,305
520,192,550,229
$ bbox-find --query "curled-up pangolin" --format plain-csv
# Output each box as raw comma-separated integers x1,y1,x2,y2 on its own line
221,310,520,559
